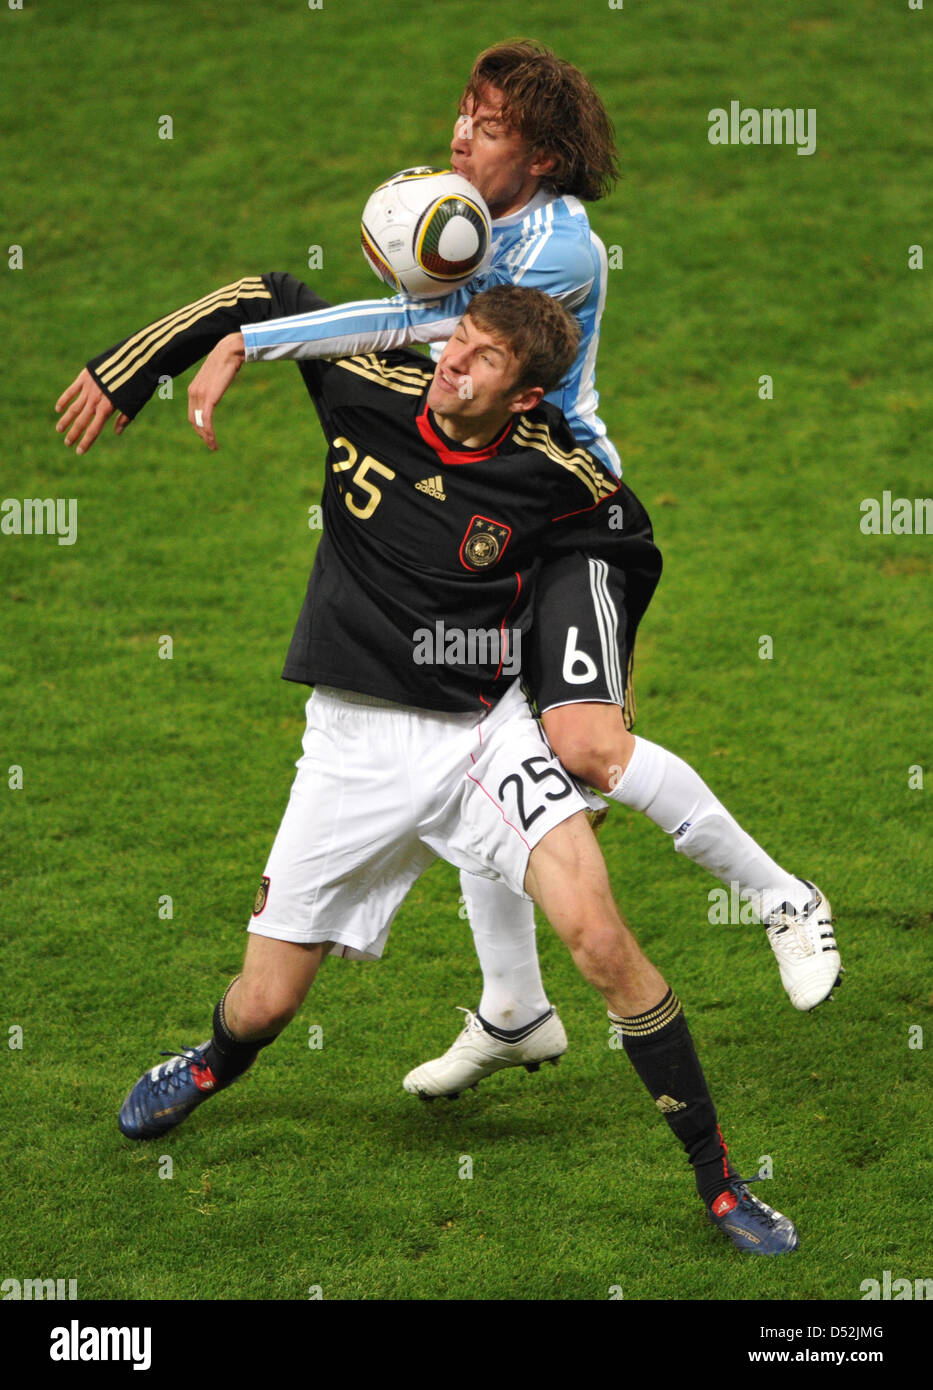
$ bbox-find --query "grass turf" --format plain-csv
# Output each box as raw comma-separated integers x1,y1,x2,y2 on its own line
1,0,930,1303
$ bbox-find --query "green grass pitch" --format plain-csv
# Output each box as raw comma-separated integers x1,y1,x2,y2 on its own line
1,0,930,1305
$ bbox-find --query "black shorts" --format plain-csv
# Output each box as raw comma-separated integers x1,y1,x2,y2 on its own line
527,482,662,729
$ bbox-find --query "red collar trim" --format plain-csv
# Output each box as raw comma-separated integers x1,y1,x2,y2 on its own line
416,400,514,466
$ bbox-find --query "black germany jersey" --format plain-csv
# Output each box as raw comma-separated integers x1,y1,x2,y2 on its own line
286,348,629,709
87,273,661,712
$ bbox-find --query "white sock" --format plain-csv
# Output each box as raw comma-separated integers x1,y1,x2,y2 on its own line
459,871,550,1030
609,737,806,920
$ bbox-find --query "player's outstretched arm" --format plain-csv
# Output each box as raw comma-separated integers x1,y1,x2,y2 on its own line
242,289,466,363
55,368,131,456
242,229,597,363
187,333,246,451
54,273,329,455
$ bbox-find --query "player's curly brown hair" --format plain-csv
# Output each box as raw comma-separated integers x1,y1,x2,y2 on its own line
465,285,581,394
460,40,619,202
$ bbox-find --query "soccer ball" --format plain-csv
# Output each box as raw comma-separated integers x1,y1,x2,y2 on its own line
361,167,492,298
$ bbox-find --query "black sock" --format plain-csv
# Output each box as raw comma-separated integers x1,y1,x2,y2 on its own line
611,989,734,1208
202,977,278,1088
476,1007,552,1043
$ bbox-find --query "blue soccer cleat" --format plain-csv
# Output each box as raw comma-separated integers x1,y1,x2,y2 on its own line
118,1044,219,1140
708,1176,799,1255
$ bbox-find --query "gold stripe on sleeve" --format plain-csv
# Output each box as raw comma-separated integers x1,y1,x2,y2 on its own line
96,278,272,392
335,355,432,396
514,420,616,505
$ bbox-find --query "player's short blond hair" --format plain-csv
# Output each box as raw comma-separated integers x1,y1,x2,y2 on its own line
465,286,581,395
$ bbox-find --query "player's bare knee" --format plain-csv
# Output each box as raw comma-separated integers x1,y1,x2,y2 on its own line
570,922,632,993
233,937,324,1037
231,978,305,1037
542,706,634,792
239,994,300,1037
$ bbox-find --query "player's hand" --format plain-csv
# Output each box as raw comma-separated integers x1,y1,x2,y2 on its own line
55,368,131,456
187,332,246,451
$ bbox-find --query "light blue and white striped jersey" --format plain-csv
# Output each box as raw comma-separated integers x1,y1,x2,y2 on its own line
242,188,620,476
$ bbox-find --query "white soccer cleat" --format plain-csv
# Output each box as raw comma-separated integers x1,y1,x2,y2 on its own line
766,881,842,1012
403,1007,568,1100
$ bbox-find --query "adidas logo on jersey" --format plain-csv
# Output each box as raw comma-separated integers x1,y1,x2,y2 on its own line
415,475,446,501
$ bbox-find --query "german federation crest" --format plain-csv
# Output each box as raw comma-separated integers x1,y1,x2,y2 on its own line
459,515,512,571
253,875,270,917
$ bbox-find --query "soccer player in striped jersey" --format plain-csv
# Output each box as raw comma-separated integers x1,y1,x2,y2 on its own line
56,43,841,1106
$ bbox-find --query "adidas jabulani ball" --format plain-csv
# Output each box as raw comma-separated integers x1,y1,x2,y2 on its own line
361,167,492,298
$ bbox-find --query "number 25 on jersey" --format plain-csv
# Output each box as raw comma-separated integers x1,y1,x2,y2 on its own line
331,436,396,520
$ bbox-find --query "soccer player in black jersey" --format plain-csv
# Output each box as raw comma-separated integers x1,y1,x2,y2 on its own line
55,42,841,1105
56,280,798,1253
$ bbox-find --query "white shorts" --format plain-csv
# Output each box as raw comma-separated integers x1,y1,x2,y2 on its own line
247,680,599,959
